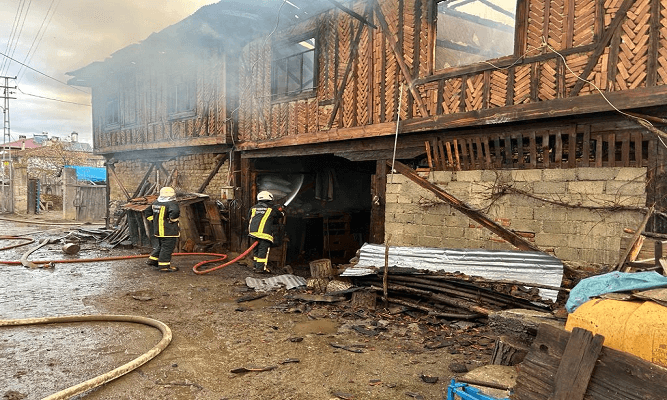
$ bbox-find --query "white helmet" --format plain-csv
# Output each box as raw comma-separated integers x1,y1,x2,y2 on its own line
159,187,175,197
257,191,274,201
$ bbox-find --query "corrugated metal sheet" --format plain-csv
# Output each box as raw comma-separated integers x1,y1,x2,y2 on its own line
246,274,307,292
342,244,563,301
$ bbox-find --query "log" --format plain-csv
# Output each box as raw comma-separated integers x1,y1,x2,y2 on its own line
351,290,377,309
491,335,530,366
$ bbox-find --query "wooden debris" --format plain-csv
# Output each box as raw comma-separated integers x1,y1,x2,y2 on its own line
230,365,277,373
329,343,365,353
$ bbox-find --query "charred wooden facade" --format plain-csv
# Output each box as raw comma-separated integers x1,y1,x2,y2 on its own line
239,0,667,175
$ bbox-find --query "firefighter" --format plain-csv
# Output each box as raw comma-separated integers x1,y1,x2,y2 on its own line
146,186,180,272
248,190,284,273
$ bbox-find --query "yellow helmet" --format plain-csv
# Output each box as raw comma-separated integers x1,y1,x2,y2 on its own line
257,191,273,201
160,187,176,197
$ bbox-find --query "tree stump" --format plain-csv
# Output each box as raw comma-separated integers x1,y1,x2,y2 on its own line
351,290,376,310
491,335,530,366
310,258,333,278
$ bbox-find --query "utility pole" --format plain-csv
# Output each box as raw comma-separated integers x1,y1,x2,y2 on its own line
1,76,16,213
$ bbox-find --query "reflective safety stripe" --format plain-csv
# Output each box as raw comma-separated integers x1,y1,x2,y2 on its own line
158,206,166,237
249,232,273,241
158,262,170,266
149,256,158,261
147,216,154,221
256,257,268,262
257,208,272,235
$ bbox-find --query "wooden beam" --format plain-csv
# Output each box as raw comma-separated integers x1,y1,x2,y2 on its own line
327,3,371,129
551,328,605,400
570,0,637,97
132,163,155,199
107,163,131,201
616,205,654,271
327,0,377,29
197,153,228,193
388,160,542,252
373,0,430,118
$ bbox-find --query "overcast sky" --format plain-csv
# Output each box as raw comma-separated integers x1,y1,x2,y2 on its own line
0,0,216,144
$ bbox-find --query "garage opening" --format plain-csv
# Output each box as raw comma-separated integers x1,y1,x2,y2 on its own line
251,155,376,268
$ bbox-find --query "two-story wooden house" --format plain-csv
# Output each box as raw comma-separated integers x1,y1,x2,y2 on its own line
236,0,667,268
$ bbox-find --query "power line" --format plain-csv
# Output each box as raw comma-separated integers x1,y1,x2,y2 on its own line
5,0,34,76
1,0,26,74
0,51,90,94
18,0,61,83
17,87,90,107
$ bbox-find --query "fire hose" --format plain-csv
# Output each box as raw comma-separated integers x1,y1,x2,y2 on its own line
0,314,171,400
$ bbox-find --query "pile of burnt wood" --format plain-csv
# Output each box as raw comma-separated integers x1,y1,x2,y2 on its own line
347,272,560,320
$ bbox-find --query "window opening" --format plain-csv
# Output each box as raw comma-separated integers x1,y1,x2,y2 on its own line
435,0,518,70
105,93,119,127
168,77,195,115
272,37,315,98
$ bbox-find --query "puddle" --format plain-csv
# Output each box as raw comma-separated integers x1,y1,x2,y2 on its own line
293,319,339,335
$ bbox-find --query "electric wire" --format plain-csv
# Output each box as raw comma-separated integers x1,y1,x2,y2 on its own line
17,87,91,107
17,0,61,83
1,0,26,74
0,51,90,94
5,0,34,77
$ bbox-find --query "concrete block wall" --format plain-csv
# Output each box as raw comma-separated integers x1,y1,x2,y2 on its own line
110,154,230,202
385,167,647,267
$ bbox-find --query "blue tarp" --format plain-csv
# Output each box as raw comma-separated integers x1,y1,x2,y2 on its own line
65,166,106,183
566,271,667,313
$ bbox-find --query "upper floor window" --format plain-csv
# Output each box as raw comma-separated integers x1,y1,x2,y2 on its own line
105,93,119,127
168,76,196,116
272,37,315,98
435,0,518,70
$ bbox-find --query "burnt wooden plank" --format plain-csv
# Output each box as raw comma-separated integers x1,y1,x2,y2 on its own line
453,139,461,170
551,328,605,400
608,133,616,167
633,131,643,166
621,132,630,166
646,0,661,86
570,0,636,96
529,131,537,168
582,125,591,167
483,137,492,168
517,134,524,168
595,134,603,167
445,141,454,170
389,160,542,252
425,141,433,169
494,136,502,168
555,132,563,168
568,127,577,168
431,138,440,169
437,139,447,170
460,138,470,170
504,135,513,167
542,131,551,168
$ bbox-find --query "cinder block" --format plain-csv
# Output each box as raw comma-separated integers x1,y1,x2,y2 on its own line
565,208,609,223
511,170,543,182
533,181,567,194
567,181,605,195
403,224,423,236
386,183,402,194
543,169,577,181
385,193,400,204
431,171,453,184
605,181,646,196
533,206,558,221
576,167,618,181
418,235,442,248
512,219,543,232
442,181,473,197
394,213,416,224
542,220,576,235
534,233,569,248
480,170,502,182
457,170,483,182
554,247,581,263
615,167,646,182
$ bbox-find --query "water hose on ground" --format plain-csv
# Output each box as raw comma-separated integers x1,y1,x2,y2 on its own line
0,236,35,251
0,314,172,400
193,241,258,275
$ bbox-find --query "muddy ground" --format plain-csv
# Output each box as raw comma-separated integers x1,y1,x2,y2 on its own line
0,214,502,400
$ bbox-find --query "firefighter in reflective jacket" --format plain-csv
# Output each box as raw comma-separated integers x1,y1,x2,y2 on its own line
248,191,284,273
146,187,180,272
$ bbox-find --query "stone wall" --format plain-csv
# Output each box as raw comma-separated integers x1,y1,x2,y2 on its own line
385,167,648,267
110,153,230,202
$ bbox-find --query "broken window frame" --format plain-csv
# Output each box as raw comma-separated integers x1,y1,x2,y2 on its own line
167,75,196,119
271,33,317,100
121,71,140,127
432,0,520,72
